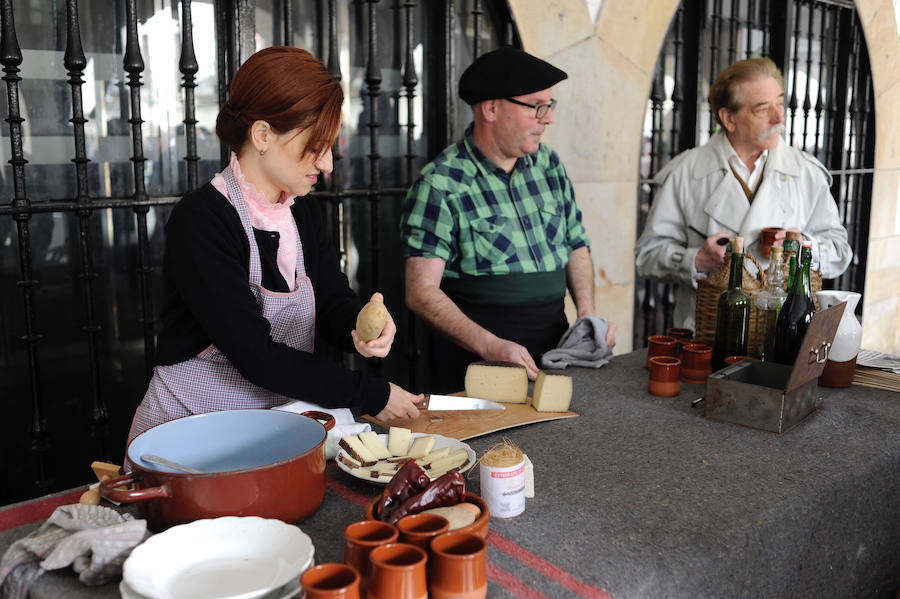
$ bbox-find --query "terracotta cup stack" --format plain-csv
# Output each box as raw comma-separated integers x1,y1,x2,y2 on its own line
429,532,488,599
648,356,681,397
681,343,713,384
343,520,398,595
367,542,428,599
300,563,361,599
646,335,678,368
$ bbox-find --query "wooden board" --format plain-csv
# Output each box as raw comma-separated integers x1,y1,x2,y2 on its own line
363,397,577,441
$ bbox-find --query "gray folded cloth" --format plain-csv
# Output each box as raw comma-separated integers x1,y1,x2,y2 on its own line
541,316,613,370
0,504,149,599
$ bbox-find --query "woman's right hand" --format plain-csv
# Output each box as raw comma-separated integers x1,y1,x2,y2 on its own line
374,383,425,421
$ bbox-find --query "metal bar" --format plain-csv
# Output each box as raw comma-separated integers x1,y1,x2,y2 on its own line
679,0,700,152
180,0,200,190
472,0,482,58
813,3,827,160
669,5,682,160
403,0,419,388
65,0,107,451
727,0,738,64
769,0,790,73
365,0,382,293
787,2,800,146
746,0,755,57
325,0,345,272
1,0,50,493
708,0,723,137
124,0,156,382
827,7,851,199
801,1,814,152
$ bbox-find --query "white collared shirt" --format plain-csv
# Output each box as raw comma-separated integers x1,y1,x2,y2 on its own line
725,140,768,194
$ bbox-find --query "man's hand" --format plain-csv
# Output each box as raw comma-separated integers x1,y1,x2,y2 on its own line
352,292,396,359
373,383,425,421
605,321,618,349
482,337,539,380
694,233,730,273
771,227,802,246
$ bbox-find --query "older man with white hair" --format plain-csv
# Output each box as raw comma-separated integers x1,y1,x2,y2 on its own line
635,57,852,331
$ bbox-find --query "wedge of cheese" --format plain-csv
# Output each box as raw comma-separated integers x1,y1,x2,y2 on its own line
426,449,469,477
416,447,450,468
388,426,412,456
532,370,573,412
464,361,528,403
407,435,436,459
338,435,378,466
359,431,393,459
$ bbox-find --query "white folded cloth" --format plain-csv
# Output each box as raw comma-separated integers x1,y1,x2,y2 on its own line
273,400,371,459
0,504,148,598
541,316,614,370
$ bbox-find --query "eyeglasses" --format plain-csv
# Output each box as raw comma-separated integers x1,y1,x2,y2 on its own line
504,97,557,119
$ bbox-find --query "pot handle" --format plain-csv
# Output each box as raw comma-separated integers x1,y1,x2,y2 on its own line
302,410,336,433
99,473,172,504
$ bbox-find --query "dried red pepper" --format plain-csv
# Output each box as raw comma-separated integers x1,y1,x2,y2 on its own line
388,471,466,525
376,459,431,521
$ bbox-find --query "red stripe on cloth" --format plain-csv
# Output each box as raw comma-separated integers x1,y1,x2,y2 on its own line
487,530,612,599
487,560,551,599
0,490,85,532
325,474,377,508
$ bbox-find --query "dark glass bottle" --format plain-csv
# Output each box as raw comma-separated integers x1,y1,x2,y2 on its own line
772,243,816,366
712,236,750,370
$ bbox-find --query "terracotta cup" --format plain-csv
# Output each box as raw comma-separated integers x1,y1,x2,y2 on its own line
396,513,449,556
343,520,398,594
681,343,712,384
300,563,361,599
666,328,694,340
367,542,428,599
429,532,488,599
760,226,781,258
646,335,678,368
648,356,681,397
724,355,759,365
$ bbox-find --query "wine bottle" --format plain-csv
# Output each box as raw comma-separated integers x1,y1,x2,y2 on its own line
772,243,816,366
712,236,750,370
755,245,787,361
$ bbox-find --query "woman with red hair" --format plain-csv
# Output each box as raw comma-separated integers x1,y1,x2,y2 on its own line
127,46,423,443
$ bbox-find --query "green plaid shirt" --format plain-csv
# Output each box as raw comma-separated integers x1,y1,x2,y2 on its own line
400,126,589,278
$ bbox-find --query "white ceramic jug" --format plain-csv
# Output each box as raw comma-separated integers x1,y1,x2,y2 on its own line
815,290,862,387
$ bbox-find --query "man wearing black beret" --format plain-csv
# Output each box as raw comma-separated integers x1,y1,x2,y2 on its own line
400,47,617,391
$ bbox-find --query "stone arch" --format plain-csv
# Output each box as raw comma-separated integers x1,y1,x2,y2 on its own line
509,0,900,353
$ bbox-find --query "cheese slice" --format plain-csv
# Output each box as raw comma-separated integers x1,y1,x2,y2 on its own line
426,449,469,475
416,447,450,468
359,431,393,459
532,370,573,412
407,436,436,459
464,361,528,403
388,426,412,456
339,435,378,466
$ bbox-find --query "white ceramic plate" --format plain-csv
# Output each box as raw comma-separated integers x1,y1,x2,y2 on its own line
123,516,314,599
334,433,476,486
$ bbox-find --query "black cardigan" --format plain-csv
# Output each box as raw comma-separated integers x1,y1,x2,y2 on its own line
155,182,389,416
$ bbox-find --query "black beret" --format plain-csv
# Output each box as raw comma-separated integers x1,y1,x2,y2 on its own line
458,47,568,105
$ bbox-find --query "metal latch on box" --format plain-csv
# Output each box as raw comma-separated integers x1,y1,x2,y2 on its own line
810,342,831,364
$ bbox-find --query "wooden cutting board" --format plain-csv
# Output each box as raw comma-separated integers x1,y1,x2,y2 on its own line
363,397,577,441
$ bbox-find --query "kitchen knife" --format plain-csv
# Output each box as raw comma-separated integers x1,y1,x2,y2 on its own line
421,394,506,411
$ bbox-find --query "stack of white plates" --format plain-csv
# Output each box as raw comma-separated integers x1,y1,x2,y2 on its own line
121,516,314,599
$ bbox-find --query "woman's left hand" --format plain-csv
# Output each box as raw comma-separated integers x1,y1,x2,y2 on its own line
352,292,396,358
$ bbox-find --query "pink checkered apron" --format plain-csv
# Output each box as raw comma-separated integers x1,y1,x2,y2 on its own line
127,166,316,445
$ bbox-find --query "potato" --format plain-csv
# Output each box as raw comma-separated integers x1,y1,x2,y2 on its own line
420,503,480,530
356,301,389,341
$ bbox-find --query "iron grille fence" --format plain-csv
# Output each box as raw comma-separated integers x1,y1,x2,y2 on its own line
634,0,873,348
0,0,517,504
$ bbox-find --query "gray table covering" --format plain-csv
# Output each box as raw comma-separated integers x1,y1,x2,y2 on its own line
2,349,899,598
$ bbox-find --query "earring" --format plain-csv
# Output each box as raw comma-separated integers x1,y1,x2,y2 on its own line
259,149,266,156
